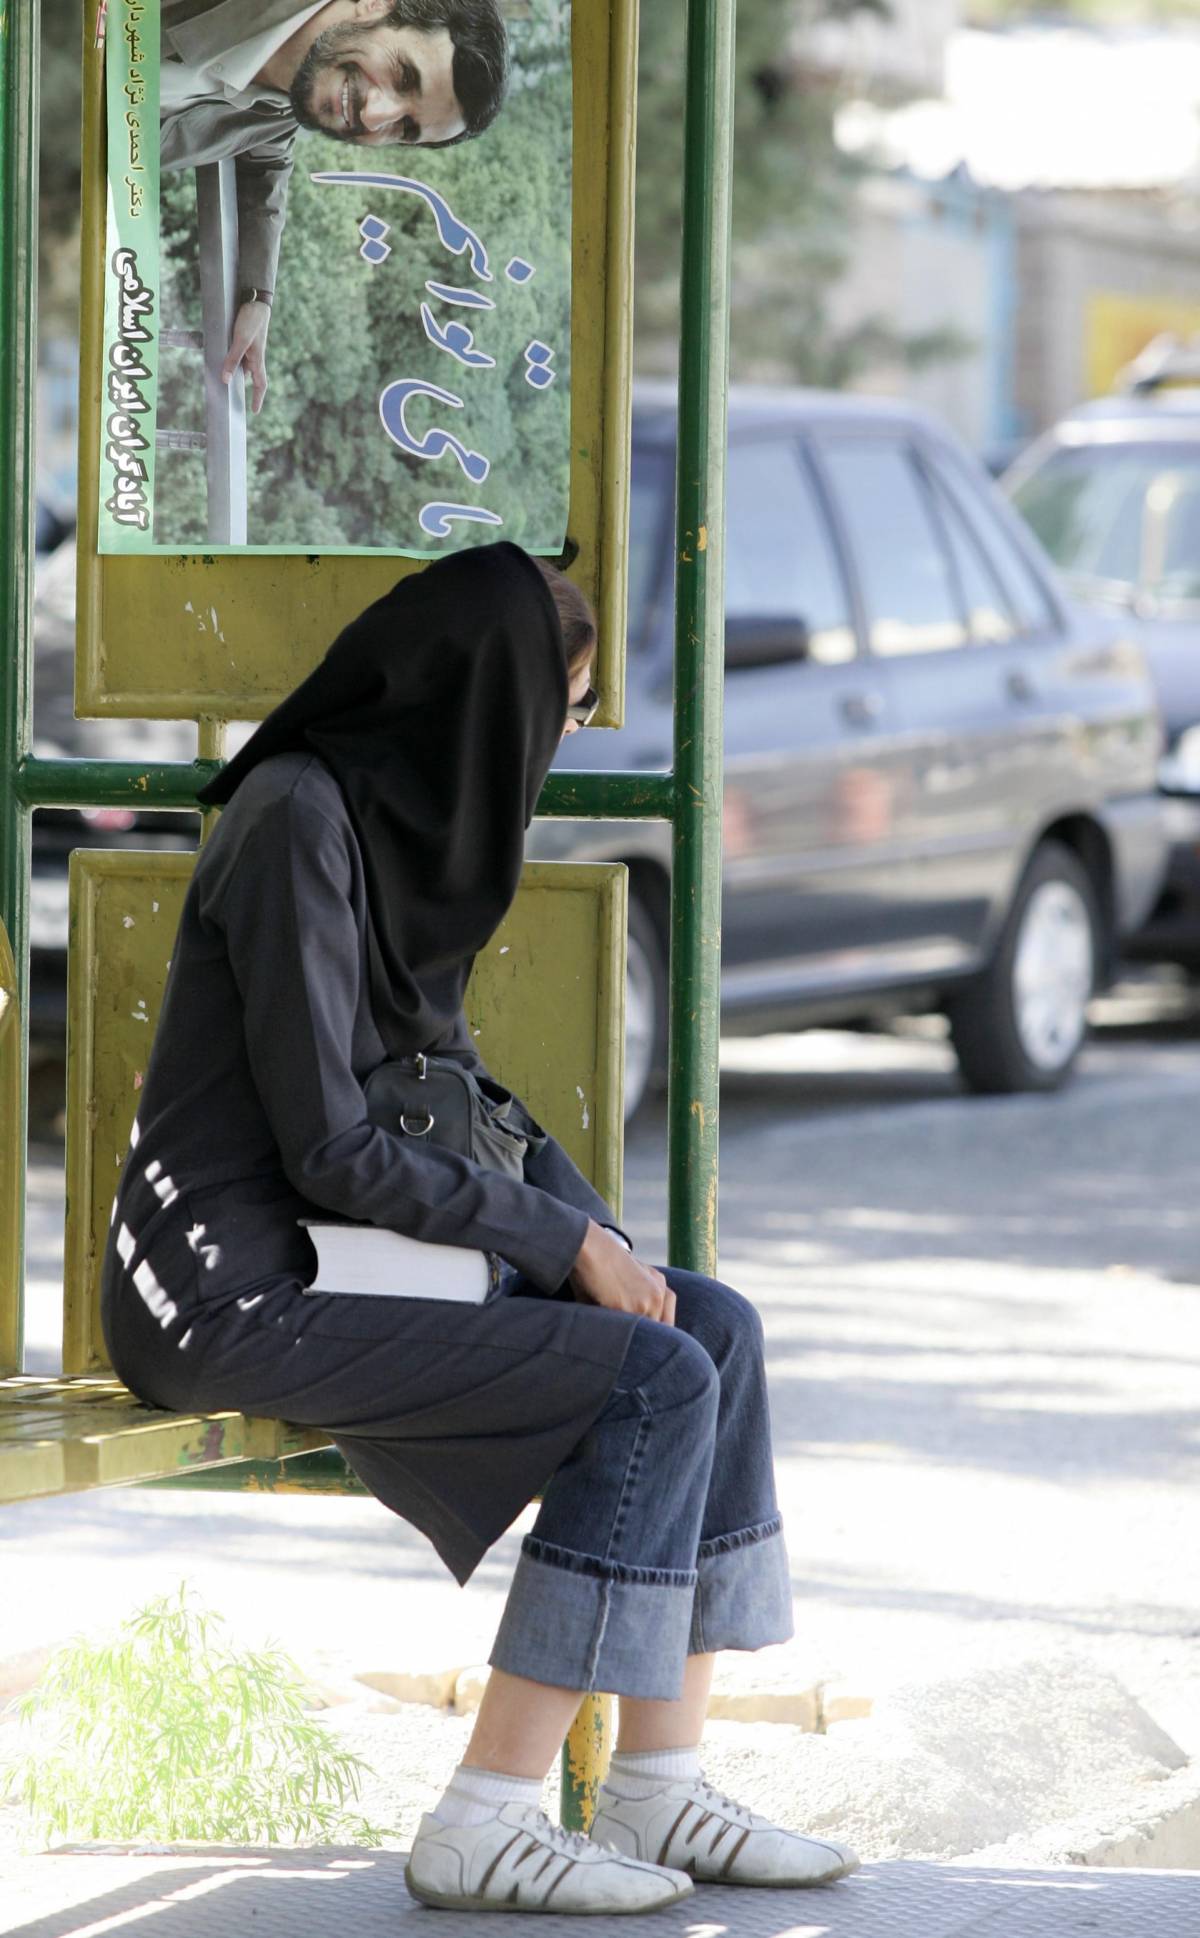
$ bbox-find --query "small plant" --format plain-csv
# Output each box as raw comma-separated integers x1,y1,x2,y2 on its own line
0,1580,390,1848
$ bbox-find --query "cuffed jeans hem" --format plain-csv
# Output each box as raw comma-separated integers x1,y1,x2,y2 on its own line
489,1539,697,1700
688,1519,795,1656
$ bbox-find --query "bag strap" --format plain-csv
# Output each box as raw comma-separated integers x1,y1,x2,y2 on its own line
359,888,548,1157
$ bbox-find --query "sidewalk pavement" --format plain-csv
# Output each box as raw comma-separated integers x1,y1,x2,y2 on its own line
3,1846,1200,1938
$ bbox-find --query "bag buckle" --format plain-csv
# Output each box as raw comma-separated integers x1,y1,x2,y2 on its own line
399,1109,435,1136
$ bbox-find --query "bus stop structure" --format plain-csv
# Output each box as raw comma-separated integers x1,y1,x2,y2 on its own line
4,3,1200,1930
0,0,730,1839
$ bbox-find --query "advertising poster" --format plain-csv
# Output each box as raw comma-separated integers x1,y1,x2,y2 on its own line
98,0,573,556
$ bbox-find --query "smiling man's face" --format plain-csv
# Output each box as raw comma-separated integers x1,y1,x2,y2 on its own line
290,17,466,147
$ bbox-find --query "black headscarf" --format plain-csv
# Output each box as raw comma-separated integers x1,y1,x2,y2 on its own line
196,541,570,1059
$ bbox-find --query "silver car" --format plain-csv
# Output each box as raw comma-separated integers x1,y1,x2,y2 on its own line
529,384,1168,1118
1003,383,1200,970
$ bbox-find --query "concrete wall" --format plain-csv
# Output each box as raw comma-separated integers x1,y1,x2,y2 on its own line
1013,192,1200,433
825,170,1200,451
827,168,1015,453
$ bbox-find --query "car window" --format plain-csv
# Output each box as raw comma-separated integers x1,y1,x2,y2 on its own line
627,444,671,652
1155,474,1200,599
818,437,967,657
922,463,1018,644
725,439,856,665
936,456,1059,634
1010,442,1200,609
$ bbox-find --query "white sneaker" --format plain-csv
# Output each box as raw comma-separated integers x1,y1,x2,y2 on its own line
591,1770,860,1888
405,1800,695,1914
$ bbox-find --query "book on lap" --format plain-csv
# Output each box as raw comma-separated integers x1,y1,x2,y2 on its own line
298,1219,498,1303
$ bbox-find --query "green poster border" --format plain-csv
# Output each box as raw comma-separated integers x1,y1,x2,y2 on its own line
97,0,161,551
95,0,574,561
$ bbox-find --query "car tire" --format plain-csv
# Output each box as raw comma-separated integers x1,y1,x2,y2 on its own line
947,839,1101,1095
624,890,668,1121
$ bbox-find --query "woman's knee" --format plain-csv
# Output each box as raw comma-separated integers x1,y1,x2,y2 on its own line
664,1270,766,1361
613,1317,720,1420
715,1279,766,1349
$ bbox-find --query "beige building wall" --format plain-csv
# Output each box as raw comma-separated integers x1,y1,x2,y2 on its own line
800,0,962,100
826,171,1001,451
1014,193,1200,432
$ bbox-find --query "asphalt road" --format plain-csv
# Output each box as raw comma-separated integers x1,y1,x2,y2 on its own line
9,978,1200,1784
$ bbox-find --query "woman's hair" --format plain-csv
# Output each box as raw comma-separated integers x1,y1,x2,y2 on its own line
532,558,597,676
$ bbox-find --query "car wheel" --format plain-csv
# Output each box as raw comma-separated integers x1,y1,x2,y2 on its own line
624,891,668,1121
948,839,1100,1095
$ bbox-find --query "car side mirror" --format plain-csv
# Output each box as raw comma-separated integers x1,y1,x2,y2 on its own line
725,615,811,670
1159,727,1200,798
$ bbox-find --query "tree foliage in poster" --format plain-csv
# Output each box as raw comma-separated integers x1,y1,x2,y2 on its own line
154,15,571,550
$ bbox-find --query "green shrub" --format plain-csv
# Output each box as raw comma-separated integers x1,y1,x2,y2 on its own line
0,1580,389,1849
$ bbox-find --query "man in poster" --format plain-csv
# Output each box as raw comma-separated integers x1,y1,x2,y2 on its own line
160,0,509,414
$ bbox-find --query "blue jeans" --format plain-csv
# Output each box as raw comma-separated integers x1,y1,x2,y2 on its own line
487,1267,794,1700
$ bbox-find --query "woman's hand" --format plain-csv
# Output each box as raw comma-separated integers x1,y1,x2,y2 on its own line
568,1219,676,1325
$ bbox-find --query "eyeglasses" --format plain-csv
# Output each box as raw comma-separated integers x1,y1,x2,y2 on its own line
565,682,600,728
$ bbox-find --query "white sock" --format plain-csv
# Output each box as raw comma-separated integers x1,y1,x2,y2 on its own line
430,1761,545,1828
601,1745,703,1798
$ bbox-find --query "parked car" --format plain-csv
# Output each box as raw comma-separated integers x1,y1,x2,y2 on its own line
35,497,74,557
528,383,1169,1119
29,534,198,1042
1001,371,1200,970
981,435,1032,480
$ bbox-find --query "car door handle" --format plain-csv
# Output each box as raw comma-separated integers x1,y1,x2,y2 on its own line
1006,669,1038,704
839,690,885,729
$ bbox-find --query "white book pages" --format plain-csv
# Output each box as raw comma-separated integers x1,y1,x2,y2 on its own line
298,1221,491,1302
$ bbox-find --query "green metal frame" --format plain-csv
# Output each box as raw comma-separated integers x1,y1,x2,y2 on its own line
0,0,734,1835
0,0,38,1362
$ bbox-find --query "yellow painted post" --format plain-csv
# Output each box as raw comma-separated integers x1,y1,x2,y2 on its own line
563,1694,615,1833
197,719,226,847
63,851,194,1374
552,0,641,1835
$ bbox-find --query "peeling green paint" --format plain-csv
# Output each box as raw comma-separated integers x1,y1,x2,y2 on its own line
561,1693,613,1833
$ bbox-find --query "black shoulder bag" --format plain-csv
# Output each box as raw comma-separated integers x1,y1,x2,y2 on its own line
363,1049,549,1182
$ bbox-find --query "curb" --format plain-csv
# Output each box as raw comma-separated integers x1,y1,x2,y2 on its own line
961,1762,1200,1872
1,1648,868,1731
349,1664,871,1730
